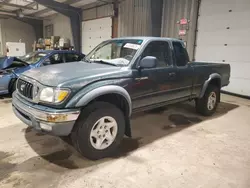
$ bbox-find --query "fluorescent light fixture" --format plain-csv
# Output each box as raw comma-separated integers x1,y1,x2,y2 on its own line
16,9,24,18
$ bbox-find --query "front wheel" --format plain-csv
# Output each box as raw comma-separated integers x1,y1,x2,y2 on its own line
71,102,125,160
195,85,220,116
8,78,17,95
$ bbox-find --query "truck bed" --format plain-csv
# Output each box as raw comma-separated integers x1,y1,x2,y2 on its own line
190,61,230,96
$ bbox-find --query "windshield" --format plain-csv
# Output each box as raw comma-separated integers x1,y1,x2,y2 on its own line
20,52,47,64
85,39,143,66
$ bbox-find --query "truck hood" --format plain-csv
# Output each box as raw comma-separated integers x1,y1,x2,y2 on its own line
22,61,129,87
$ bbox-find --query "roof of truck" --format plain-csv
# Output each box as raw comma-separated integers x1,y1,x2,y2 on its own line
109,36,183,42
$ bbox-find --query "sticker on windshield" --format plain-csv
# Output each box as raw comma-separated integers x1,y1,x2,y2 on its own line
137,40,143,44
124,43,141,50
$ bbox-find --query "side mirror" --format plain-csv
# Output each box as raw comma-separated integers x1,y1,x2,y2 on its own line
139,56,157,69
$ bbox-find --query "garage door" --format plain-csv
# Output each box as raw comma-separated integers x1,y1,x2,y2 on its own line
195,0,250,97
82,17,112,54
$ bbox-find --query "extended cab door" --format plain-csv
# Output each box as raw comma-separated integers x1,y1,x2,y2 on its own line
131,41,177,109
171,41,194,98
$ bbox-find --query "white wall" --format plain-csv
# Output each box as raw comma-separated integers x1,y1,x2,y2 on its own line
0,18,36,54
195,0,250,96
43,14,73,45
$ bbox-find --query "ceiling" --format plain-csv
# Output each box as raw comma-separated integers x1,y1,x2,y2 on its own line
0,0,101,19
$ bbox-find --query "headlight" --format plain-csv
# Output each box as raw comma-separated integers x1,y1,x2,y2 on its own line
39,87,70,103
40,88,54,102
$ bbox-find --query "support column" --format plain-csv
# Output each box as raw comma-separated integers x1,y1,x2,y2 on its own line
34,0,82,52
150,0,163,37
112,0,119,38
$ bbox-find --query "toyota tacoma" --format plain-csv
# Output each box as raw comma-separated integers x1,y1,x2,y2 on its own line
12,37,230,160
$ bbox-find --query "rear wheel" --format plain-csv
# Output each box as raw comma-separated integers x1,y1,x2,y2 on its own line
196,85,220,116
71,102,125,160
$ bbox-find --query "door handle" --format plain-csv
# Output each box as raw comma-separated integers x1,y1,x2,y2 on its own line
168,72,176,77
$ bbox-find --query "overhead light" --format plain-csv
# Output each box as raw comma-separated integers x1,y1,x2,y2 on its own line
16,9,24,18
19,13,24,18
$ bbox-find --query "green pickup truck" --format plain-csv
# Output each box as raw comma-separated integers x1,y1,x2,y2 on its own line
12,37,230,160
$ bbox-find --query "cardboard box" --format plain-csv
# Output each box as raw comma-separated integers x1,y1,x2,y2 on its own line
51,36,60,43
45,39,51,46
45,46,51,50
36,44,44,48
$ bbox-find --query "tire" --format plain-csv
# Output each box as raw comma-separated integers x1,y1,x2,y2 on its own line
8,79,17,95
195,85,220,116
71,101,125,160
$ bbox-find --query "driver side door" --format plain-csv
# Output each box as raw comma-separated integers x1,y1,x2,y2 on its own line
131,41,177,110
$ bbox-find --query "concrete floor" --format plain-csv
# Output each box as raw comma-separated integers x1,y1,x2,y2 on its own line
0,94,250,188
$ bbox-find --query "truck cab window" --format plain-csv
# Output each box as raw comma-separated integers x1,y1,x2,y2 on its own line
173,42,189,67
141,41,171,67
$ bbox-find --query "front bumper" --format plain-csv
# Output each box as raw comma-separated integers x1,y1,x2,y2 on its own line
12,92,80,136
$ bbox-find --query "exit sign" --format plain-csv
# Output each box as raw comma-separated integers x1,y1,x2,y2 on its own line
180,18,188,25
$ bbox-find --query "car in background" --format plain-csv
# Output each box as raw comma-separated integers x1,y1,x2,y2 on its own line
0,50,85,95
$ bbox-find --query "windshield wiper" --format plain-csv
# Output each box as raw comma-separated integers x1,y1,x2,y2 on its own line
93,60,118,67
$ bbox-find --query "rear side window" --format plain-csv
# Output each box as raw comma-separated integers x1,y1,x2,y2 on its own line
65,53,81,62
173,42,189,67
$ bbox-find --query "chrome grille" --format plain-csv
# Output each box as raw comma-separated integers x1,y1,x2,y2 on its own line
17,79,33,99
